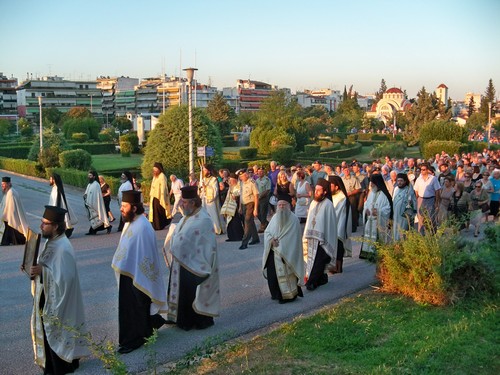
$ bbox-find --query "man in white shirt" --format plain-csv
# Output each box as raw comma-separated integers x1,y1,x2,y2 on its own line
413,162,441,234
169,174,184,217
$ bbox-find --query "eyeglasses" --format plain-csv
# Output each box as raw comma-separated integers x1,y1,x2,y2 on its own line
420,168,427,171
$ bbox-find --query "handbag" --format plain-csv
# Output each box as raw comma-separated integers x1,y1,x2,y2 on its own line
402,188,416,221
297,197,308,206
480,202,490,213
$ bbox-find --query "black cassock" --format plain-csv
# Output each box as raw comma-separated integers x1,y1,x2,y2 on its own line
1,221,26,246
150,198,170,230
118,275,166,351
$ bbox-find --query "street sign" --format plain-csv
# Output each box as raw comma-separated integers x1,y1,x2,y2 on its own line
206,146,214,157
197,146,205,157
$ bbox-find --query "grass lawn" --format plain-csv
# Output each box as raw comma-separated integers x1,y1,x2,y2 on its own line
169,292,499,374
92,154,143,172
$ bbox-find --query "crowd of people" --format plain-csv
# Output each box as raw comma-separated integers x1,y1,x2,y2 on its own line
3,147,499,374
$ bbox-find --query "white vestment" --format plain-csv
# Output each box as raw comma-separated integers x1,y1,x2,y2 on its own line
263,210,304,299
84,181,110,229
331,191,352,256
0,187,29,237
112,215,167,314
48,186,78,229
392,185,416,241
361,190,391,257
31,235,88,367
302,198,338,278
163,207,220,321
200,176,224,234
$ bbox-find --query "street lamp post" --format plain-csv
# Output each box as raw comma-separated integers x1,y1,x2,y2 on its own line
487,101,492,150
183,67,197,175
38,96,43,152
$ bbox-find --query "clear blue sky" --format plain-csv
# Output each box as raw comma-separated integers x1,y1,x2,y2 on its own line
1,0,498,100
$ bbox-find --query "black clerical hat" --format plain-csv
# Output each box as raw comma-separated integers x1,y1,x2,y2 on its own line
122,190,141,204
43,205,67,223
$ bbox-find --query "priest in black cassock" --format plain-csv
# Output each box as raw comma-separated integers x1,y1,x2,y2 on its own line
112,190,167,354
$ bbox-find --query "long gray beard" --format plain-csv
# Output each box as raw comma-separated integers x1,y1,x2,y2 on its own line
276,207,291,233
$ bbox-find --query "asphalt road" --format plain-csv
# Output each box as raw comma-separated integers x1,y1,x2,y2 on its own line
0,170,376,374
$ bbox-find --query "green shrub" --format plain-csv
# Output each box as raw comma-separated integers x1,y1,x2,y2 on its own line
423,140,464,160
71,132,89,142
320,142,362,159
119,132,139,153
346,134,357,142
239,147,258,159
120,140,132,157
28,130,71,168
419,120,468,152
59,149,92,170
62,117,101,140
378,225,499,305
245,159,271,170
304,144,320,157
270,145,294,166
0,146,31,159
370,141,407,159
219,159,245,172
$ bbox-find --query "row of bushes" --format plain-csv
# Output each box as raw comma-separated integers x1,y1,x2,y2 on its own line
0,142,117,160
320,142,363,159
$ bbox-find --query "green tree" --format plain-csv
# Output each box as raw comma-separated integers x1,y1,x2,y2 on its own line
112,116,133,134
0,119,10,137
233,111,257,131
62,117,101,140
466,112,488,131
479,78,496,117
331,95,364,132
28,128,71,168
43,107,64,130
206,92,235,136
418,119,468,154
374,79,387,102
18,118,34,137
403,87,451,146
141,105,222,180
301,105,331,141
468,95,476,117
65,106,93,119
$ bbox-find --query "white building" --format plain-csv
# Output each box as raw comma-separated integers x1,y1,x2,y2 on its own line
435,83,448,106
295,89,342,112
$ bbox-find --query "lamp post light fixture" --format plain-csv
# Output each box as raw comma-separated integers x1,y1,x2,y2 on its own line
487,101,492,150
183,67,198,175
38,96,43,152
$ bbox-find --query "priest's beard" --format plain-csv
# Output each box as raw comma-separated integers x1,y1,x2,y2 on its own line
122,210,136,223
314,194,326,202
88,177,95,184
276,206,291,230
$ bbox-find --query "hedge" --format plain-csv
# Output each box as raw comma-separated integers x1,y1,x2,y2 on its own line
270,145,294,166
119,133,139,153
320,142,363,159
71,132,89,142
219,159,246,172
239,147,258,159
304,144,321,157
0,146,31,159
0,157,45,178
71,142,116,154
423,141,465,160
120,140,133,157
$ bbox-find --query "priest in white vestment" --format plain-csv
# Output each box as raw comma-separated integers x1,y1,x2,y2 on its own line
302,178,338,291
30,206,88,374
360,174,393,259
48,173,77,238
392,173,417,241
328,175,352,274
263,196,304,303
163,186,220,330
112,190,167,354
83,170,111,235
0,176,29,245
199,164,224,235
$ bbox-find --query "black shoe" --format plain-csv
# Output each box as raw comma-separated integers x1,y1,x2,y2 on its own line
306,283,316,291
85,231,96,236
117,346,135,354
106,226,113,234
238,245,248,250
249,239,260,245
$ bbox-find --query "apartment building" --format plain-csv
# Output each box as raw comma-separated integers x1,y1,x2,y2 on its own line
295,88,342,111
16,76,102,120
97,76,139,119
0,73,18,115
236,79,274,112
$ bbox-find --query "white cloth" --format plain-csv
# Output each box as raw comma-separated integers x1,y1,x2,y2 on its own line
362,190,391,255
294,180,311,219
112,215,167,313
200,176,224,234
84,181,110,229
302,198,338,278
1,187,29,236
331,191,352,256
163,207,220,320
170,178,184,216
118,180,133,205
48,186,78,229
392,185,417,241
32,235,88,367
263,209,304,289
